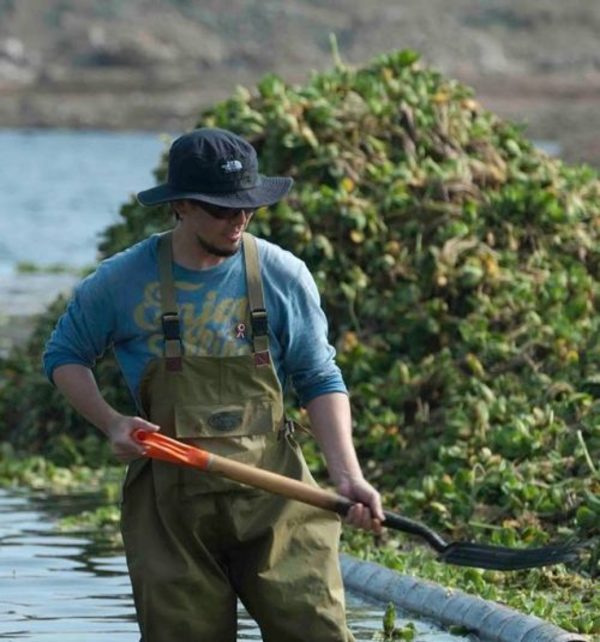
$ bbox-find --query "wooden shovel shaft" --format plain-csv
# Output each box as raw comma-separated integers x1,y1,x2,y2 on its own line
201,448,447,549
205,449,353,516
136,429,346,511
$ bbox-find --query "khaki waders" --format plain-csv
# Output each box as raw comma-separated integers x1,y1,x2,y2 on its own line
121,232,355,642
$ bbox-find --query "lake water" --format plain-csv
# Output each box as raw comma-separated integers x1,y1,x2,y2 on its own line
0,488,466,641
0,128,170,339
0,128,168,276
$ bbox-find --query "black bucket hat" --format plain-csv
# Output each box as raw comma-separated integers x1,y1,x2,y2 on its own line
137,127,293,208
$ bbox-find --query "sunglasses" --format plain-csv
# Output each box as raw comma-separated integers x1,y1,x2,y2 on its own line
195,201,255,220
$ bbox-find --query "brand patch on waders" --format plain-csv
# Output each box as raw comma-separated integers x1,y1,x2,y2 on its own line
207,410,243,432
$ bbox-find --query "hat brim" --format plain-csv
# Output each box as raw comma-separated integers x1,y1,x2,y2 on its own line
137,176,293,209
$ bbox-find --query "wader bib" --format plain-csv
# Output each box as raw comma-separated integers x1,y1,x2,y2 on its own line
121,232,355,642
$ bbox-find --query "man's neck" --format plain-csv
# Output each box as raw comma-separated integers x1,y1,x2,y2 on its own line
170,226,227,270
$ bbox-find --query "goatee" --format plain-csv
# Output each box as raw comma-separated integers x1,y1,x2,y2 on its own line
195,234,241,258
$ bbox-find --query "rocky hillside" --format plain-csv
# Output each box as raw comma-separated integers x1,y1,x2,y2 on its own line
1,0,600,167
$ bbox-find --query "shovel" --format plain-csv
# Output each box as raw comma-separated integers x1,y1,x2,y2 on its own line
132,429,577,571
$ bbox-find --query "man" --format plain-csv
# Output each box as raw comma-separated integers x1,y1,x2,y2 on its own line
44,127,383,641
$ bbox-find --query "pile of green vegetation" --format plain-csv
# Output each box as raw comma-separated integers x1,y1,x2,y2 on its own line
1,49,599,636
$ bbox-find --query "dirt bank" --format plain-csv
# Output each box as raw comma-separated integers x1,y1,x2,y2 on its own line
1,0,599,167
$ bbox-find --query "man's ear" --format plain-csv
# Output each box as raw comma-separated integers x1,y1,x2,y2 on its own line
171,199,187,220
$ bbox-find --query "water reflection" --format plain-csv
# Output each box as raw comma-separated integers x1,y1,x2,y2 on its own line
0,491,134,641
0,489,464,641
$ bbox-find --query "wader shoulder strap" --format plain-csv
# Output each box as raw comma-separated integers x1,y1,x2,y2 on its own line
242,233,271,366
157,232,183,371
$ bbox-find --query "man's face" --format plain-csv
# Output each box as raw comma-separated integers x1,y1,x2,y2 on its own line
178,200,255,257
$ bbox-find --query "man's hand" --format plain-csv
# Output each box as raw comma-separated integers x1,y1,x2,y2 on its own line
105,415,160,462
336,475,384,534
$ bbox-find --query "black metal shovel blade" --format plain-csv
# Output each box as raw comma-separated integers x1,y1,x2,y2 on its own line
379,511,579,571
439,541,578,571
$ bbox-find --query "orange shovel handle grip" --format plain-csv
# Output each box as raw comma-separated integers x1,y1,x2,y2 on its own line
132,429,212,469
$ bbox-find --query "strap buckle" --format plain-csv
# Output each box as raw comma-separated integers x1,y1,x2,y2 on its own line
162,312,181,340
250,308,268,337
161,312,182,371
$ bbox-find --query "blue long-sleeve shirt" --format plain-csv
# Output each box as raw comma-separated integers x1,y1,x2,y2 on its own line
43,234,347,409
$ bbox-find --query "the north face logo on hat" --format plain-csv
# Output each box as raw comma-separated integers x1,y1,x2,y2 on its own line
221,160,243,173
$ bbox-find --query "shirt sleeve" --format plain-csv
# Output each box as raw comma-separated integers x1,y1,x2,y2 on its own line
42,265,117,383
280,261,347,406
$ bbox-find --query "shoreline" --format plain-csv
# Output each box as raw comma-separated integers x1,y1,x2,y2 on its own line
0,272,78,357
1,73,600,168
